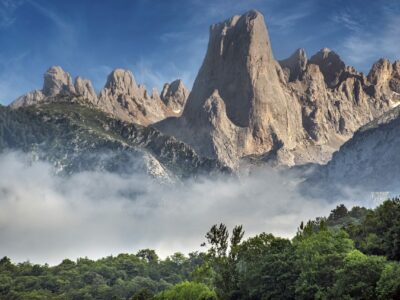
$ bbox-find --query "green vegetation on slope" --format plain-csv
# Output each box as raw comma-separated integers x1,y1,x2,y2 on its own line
0,101,226,177
1,198,400,299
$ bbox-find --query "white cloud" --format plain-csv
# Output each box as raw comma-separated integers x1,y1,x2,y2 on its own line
0,152,370,265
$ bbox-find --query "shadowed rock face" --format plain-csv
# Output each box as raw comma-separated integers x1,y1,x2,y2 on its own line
308,48,346,88
304,105,400,197
279,48,308,82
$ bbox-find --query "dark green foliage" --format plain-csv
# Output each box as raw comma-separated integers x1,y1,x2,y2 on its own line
294,229,354,299
236,234,298,299
203,224,244,300
340,198,400,260
154,281,217,300
332,250,387,300
376,262,400,299
0,252,204,300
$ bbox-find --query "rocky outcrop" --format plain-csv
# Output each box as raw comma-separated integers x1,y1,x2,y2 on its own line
74,76,98,104
10,67,189,127
97,69,166,125
156,10,399,168
42,66,76,96
279,48,308,82
11,66,76,108
160,80,188,115
11,90,45,109
308,48,346,88
97,69,187,126
285,51,395,163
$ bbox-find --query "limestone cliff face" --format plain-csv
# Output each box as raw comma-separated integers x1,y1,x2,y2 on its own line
97,69,188,125
285,48,399,163
11,66,93,109
157,10,304,167
10,67,189,127
157,10,399,168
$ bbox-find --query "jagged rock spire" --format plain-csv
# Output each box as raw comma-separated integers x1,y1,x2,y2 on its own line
279,48,308,82
74,76,98,104
160,80,188,114
43,66,76,96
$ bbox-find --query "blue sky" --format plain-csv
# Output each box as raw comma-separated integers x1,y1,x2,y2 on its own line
0,0,399,104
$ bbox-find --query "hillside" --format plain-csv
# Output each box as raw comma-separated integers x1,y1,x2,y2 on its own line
0,98,227,181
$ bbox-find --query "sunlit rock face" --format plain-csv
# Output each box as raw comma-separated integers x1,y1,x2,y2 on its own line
97,69,188,126
156,10,397,168
10,67,189,127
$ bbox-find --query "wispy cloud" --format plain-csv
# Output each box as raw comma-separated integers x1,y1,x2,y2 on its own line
339,11,400,70
332,10,363,33
0,0,25,28
129,58,194,93
267,11,309,32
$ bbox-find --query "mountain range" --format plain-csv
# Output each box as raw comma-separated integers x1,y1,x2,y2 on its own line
3,10,400,194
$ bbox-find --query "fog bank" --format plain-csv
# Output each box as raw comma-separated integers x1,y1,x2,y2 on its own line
0,152,373,265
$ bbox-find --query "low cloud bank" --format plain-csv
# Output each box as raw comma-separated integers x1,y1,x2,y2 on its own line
0,152,373,265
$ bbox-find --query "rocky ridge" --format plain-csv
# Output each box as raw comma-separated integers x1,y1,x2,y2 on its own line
156,10,400,168
9,10,400,173
11,66,189,126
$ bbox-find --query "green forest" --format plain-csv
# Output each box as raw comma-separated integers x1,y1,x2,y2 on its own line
1,198,400,300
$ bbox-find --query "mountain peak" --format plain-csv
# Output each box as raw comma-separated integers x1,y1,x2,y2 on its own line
74,76,97,104
43,66,76,96
367,58,392,85
104,69,138,96
279,48,308,81
160,79,189,114
309,48,345,88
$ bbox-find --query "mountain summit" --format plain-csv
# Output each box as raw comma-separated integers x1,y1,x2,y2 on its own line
156,10,399,168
